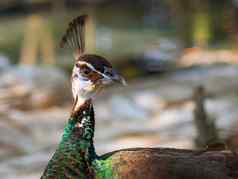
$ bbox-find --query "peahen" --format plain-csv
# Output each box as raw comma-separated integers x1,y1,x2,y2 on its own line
41,15,238,179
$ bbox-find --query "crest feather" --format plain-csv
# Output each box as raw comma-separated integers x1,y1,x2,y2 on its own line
60,15,88,57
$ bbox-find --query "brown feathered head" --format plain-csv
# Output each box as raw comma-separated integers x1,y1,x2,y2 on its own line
61,15,126,107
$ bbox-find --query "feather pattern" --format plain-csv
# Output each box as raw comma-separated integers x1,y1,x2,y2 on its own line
41,100,97,179
41,14,238,179
60,15,88,56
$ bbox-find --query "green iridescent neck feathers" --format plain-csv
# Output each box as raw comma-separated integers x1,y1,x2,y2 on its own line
41,100,97,179
41,14,125,179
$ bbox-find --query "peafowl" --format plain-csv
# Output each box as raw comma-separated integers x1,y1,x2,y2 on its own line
41,15,238,179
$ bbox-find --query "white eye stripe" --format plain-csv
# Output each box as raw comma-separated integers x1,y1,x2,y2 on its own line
76,61,94,70
77,61,111,79
77,61,98,73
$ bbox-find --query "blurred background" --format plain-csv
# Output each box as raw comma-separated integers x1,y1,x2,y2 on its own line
0,0,238,178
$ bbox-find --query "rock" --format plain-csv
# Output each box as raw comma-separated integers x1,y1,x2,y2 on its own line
0,150,51,179
0,65,70,110
142,38,179,72
1,64,238,178
132,91,165,112
0,55,11,74
178,48,238,67
109,95,149,120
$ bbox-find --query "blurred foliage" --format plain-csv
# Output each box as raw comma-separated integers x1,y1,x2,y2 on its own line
0,18,25,63
0,0,236,71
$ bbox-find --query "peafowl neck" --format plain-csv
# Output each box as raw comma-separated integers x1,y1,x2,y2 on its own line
64,99,95,142
41,98,97,179
63,98,96,157
41,98,97,178
60,99,97,170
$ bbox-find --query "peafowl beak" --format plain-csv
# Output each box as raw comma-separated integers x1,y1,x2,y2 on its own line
101,69,127,86
111,72,127,86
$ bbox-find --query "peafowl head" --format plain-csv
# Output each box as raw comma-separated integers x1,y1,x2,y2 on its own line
60,15,126,110
71,54,126,101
